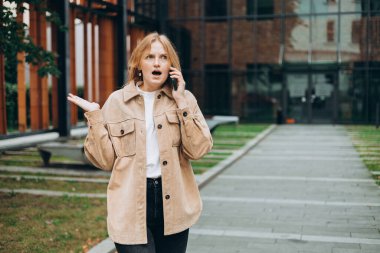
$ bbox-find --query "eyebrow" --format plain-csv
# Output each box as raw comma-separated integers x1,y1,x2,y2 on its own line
145,53,167,57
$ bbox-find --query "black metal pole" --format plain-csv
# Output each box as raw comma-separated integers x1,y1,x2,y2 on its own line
158,0,168,34
56,0,71,138
117,0,127,87
376,102,379,129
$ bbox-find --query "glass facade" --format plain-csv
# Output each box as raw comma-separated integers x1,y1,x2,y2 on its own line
166,0,380,124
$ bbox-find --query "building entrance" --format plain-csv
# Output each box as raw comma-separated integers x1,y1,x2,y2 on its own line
285,72,337,124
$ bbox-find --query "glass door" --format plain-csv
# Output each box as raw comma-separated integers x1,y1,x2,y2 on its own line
285,72,337,123
286,73,309,123
310,73,336,123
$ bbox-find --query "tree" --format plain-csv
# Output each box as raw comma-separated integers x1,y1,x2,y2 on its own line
0,0,65,82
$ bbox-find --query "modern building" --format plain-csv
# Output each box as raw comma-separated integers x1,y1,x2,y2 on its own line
0,0,379,138
166,0,380,124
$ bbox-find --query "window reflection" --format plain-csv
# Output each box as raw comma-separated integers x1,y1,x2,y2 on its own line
340,14,364,63
246,0,275,20
339,69,366,123
284,17,309,62
311,15,338,62
310,0,339,14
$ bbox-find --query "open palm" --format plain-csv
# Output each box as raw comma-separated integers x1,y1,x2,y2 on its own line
67,93,100,112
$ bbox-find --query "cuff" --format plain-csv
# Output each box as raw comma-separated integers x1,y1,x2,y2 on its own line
176,107,191,122
84,110,104,125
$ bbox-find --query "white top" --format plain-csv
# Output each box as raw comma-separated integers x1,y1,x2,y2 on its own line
137,86,161,178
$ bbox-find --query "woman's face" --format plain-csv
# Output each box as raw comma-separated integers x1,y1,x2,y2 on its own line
140,41,170,92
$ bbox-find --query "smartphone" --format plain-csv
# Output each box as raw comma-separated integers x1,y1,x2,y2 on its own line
171,77,178,91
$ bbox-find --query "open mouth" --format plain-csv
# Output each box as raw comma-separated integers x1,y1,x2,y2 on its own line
152,70,162,76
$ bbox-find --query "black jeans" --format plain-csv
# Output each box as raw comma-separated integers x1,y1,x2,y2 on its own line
115,177,189,253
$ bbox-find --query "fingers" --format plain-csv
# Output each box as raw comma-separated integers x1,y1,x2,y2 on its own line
169,67,181,76
67,93,87,108
169,67,185,86
67,93,81,105
67,93,77,103
67,94,100,112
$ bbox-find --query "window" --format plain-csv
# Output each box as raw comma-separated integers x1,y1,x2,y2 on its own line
204,65,230,114
362,0,380,15
326,0,337,5
247,0,274,20
371,0,380,12
351,20,361,44
134,0,157,19
327,20,335,42
206,0,227,19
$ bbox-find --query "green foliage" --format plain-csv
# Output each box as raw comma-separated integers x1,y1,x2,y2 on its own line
5,82,18,130
1,0,65,81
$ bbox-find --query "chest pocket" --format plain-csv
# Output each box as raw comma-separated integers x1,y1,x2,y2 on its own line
107,120,136,157
166,112,181,147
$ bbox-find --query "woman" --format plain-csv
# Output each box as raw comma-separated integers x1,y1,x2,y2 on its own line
67,32,213,253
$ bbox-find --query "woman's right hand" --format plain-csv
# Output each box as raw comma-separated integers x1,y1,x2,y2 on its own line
67,93,100,112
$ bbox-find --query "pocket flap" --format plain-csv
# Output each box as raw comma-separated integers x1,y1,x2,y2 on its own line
108,120,135,137
166,112,180,124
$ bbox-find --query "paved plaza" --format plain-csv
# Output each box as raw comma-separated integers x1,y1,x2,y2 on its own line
187,125,380,253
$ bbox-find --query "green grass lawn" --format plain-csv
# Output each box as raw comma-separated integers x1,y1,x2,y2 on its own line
0,123,270,252
0,177,107,193
345,125,380,184
0,193,107,253
190,123,269,174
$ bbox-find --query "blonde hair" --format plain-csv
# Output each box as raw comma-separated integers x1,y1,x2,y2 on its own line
127,32,181,84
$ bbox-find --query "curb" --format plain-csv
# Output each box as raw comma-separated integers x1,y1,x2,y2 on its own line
0,188,107,198
88,124,278,253
0,127,88,152
0,165,110,177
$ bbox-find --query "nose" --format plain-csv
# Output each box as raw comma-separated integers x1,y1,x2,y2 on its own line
153,57,160,66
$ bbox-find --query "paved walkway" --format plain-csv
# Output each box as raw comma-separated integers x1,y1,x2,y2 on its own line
187,125,380,253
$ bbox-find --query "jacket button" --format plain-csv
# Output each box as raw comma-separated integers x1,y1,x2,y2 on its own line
163,161,167,166
157,124,162,129
157,94,161,99
165,195,170,200
120,129,124,134
183,111,188,117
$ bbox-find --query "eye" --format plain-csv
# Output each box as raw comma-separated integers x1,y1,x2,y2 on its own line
160,55,168,60
145,54,154,59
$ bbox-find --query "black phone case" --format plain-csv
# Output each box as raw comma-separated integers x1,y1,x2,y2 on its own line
171,78,178,91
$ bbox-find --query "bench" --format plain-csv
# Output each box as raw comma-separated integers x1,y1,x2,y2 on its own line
37,142,89,166
206,115,239,133
370,171,380,179
37,115,239,166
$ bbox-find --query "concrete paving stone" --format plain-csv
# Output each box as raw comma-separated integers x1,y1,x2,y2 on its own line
271,225,303,234
350,232,380,239
201,182,379,198
275,240,361,252
187,235,277,253
332,248,379,253
218,174,375,184
261,241,334,253
244,155,363,162
252,148,358,154
300,226,351,237
359,243,380,251
187,125,380,252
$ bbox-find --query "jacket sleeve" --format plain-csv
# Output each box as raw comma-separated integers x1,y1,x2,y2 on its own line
177,91,213,160
83,109,115,171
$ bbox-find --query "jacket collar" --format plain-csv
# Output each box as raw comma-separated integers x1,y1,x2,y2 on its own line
123,80,173,102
